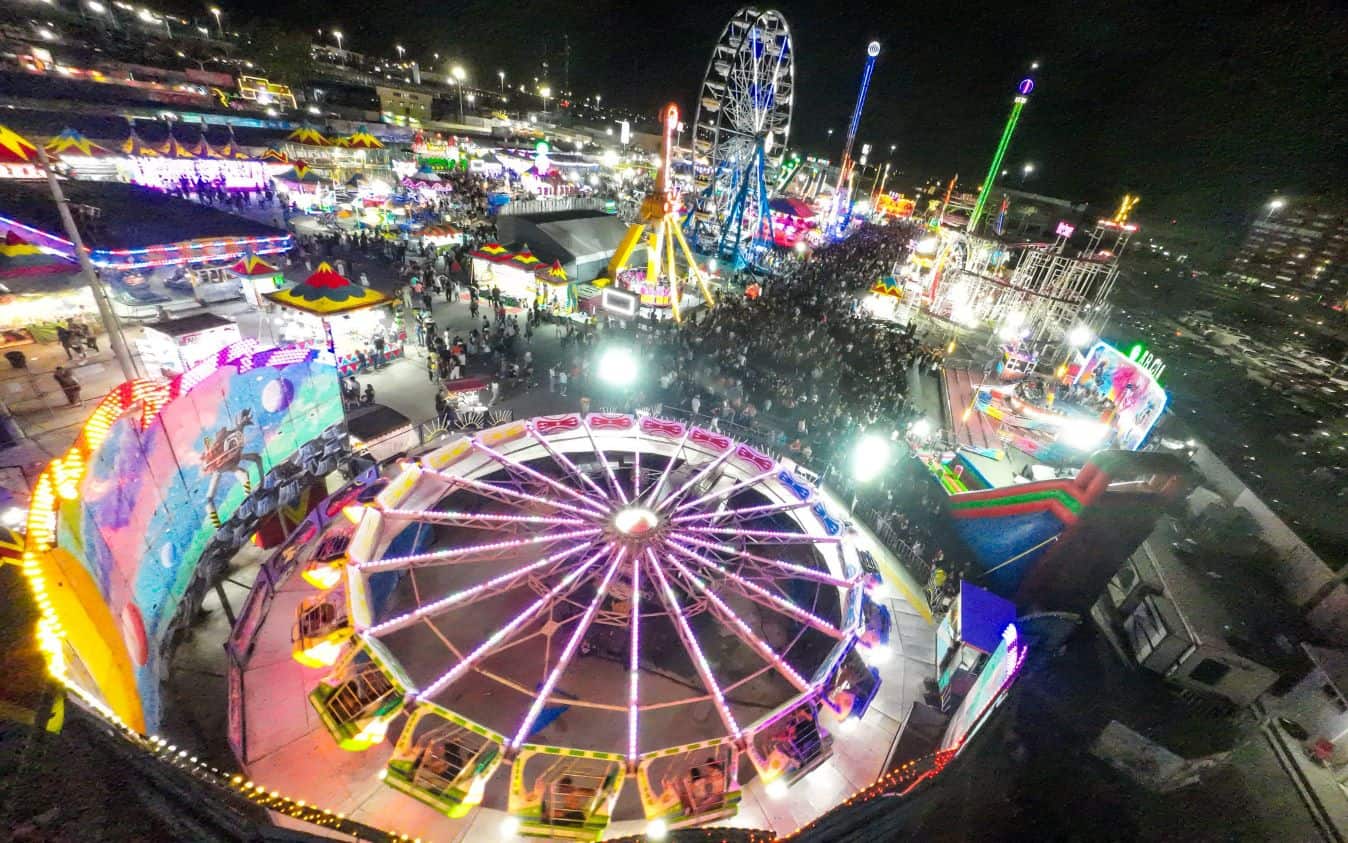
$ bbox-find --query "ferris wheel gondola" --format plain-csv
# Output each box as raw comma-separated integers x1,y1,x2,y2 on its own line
687,7,794,269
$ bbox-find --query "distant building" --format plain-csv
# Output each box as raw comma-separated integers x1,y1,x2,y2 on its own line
1226,197,1348,306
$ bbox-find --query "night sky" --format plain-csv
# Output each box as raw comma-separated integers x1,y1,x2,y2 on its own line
210,0,1345,227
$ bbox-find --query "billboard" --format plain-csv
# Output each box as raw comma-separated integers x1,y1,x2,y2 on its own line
1072,341,1168,451
29,344,342,731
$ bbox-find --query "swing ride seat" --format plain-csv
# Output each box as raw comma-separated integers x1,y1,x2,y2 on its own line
384,720,502,818
291,589,353,668
512,756,622,841
638,743,742,829
309,659,402,751
761,708,833,786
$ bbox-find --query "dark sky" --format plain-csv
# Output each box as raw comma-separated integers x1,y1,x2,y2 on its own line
215,0,1346,225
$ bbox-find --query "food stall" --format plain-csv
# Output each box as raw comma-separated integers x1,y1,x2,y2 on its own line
231,255,287,307
137,312,243,376
491,249,544,305
267,262,404,374
275,161,330,212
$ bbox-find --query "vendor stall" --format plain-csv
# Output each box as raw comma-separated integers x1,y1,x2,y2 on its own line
534,259,574,312
0,231,90,349
275,161,331,212
230,255,286,307
0,124,43,180
44,129,118,180
490,249,544,305
137,312,242,376
469,242,514,286
267,262,404,374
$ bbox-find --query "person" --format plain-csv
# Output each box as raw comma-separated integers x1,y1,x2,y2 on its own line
53,366,81,405
558,369,568,397
75,321,98,354
373,333,387,366
55,324,77,360
359,271,370,288
361,384,375,406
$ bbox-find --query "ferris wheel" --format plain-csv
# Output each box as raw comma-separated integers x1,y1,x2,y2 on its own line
298,414,886,835
689,7,794,267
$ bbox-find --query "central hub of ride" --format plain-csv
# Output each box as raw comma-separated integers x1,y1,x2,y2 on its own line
612,507,661,539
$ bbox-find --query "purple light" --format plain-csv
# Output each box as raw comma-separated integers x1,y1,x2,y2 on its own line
1018,78,1035,96
413,545,612,703
627,550,642,763
681,525,841,544
509,548,626,751
583,417,630,504
653,445,736,513
472,438,610,514
677,534,856,589
527,424,613,502
446,472,608,519
670,499,813,523
673,467,778,513
382,508,587,528
357,527,602,572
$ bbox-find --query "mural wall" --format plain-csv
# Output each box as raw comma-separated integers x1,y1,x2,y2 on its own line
1073,341,1168,451
27,343,343,731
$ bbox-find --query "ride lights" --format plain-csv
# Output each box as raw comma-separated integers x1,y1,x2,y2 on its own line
645,818,669,840
765,776,790,799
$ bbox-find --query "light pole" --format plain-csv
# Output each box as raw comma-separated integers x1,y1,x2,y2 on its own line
332,30,343,52
849,434,892,511
451,65,466,121
540,85,551,113
1021,162,1034,186
209,6,222,38
497,69,505,94
889,143,896,157
395,44,404,62
1265,197,1286,220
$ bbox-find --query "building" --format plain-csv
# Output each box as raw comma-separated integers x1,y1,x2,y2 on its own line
1226,197,1348,305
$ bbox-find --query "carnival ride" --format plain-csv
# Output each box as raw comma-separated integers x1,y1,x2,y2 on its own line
687,7,794,268
293,414,886,837
826,41,881,239
608,105,715,322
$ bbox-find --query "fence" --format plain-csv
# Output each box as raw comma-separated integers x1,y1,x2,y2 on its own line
496,197,607,216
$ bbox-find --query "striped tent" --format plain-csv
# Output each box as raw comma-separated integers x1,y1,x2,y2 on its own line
535,259,568,284
279,160,324,184
869,276,904,298
0,124,40,164
44,128,114,158
0,231,77,279
507,249,543,271
265,262,389,314
261,145,290,163
229,255,280,276
158,134,200,159
285,126,332,147
188,135,225,159
121,127,160,158
469,242,513,262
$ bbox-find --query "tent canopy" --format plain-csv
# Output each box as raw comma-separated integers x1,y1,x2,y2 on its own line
0,125,40,165
280,160,324,183
261,146,290,163
870,276,903,298
286,126,333,146
0,231,77,278
121,127,160,158
769,196,815,219
265,261,388,314
45,129,114,158
536,259,568,284
344,128,385,149
469,242,514,263
230,255,280,276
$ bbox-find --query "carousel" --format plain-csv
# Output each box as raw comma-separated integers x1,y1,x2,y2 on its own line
281,414,887,839
267,262,403,374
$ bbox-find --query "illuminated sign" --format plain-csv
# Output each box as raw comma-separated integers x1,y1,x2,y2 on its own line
601,287,638,318
1074,341,1169,450
1017,78,1035,96
1055,221,1076,238
237,75,297,110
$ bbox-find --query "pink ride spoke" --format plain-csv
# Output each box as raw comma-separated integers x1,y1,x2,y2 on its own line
643,425,692,507
652,445,737,514
676,533,856,588
508,548,626,751
681,525,841,544
472,438,610,514
356,528,602,572
362,542,599,636
447,473,606,519
627,549,642,763
527,425,613,503
582,419,630,504
382,508,588,528
663,552,811,692
643,548,742,742
413,545,613,703
673,467,779,513
670,499,814,523
665,540,843,638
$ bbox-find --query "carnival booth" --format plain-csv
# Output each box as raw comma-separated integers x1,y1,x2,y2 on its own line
44,129,118,180
137,312,243,376
534,260,574,312
0,125,43,180
491,249,545,305
420,223,462,251
267,262,404,374
469,242,514,286
768,196,816,249
615,268,703,320
231,255,287,306
862,276,905,322
0,231,90,349
117,128,269,192
276,161,330,212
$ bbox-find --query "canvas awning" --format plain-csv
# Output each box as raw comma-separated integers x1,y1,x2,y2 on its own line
229,255,280,276
265,262,388,314
44,129,114,158
286,126,333,146
0,125,40,165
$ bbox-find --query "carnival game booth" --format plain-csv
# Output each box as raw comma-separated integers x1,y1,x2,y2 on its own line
0,179,292,320
275,161,332,212
534,260,575,312
137,312,243,377
268,263,404,375
468,241,515,286
0,231,91,349
862,276,905,322
489,248,546,306
257,413,878,838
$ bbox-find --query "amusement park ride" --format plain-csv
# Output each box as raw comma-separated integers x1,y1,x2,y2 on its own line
687,7,795,269
827,41,882,239
607,104,715,322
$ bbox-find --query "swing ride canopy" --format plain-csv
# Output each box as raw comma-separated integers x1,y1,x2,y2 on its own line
336,413,868,761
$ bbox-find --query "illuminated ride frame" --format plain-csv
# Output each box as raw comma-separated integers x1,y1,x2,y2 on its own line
607,105,715,323
295,413,889,838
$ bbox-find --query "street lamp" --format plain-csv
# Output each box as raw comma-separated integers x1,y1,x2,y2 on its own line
1068,323,1093,348
332,30,343,51
451,65,467,121
395,44,404,61
1021,162,1035,185
889,143,896,156
209,5,222,37
540,85,552,113
497,69,505,94
596,94,602,107
851,434,892,484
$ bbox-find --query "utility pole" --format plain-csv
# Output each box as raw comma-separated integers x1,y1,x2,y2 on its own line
563,33,571,97
36,146,137,381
